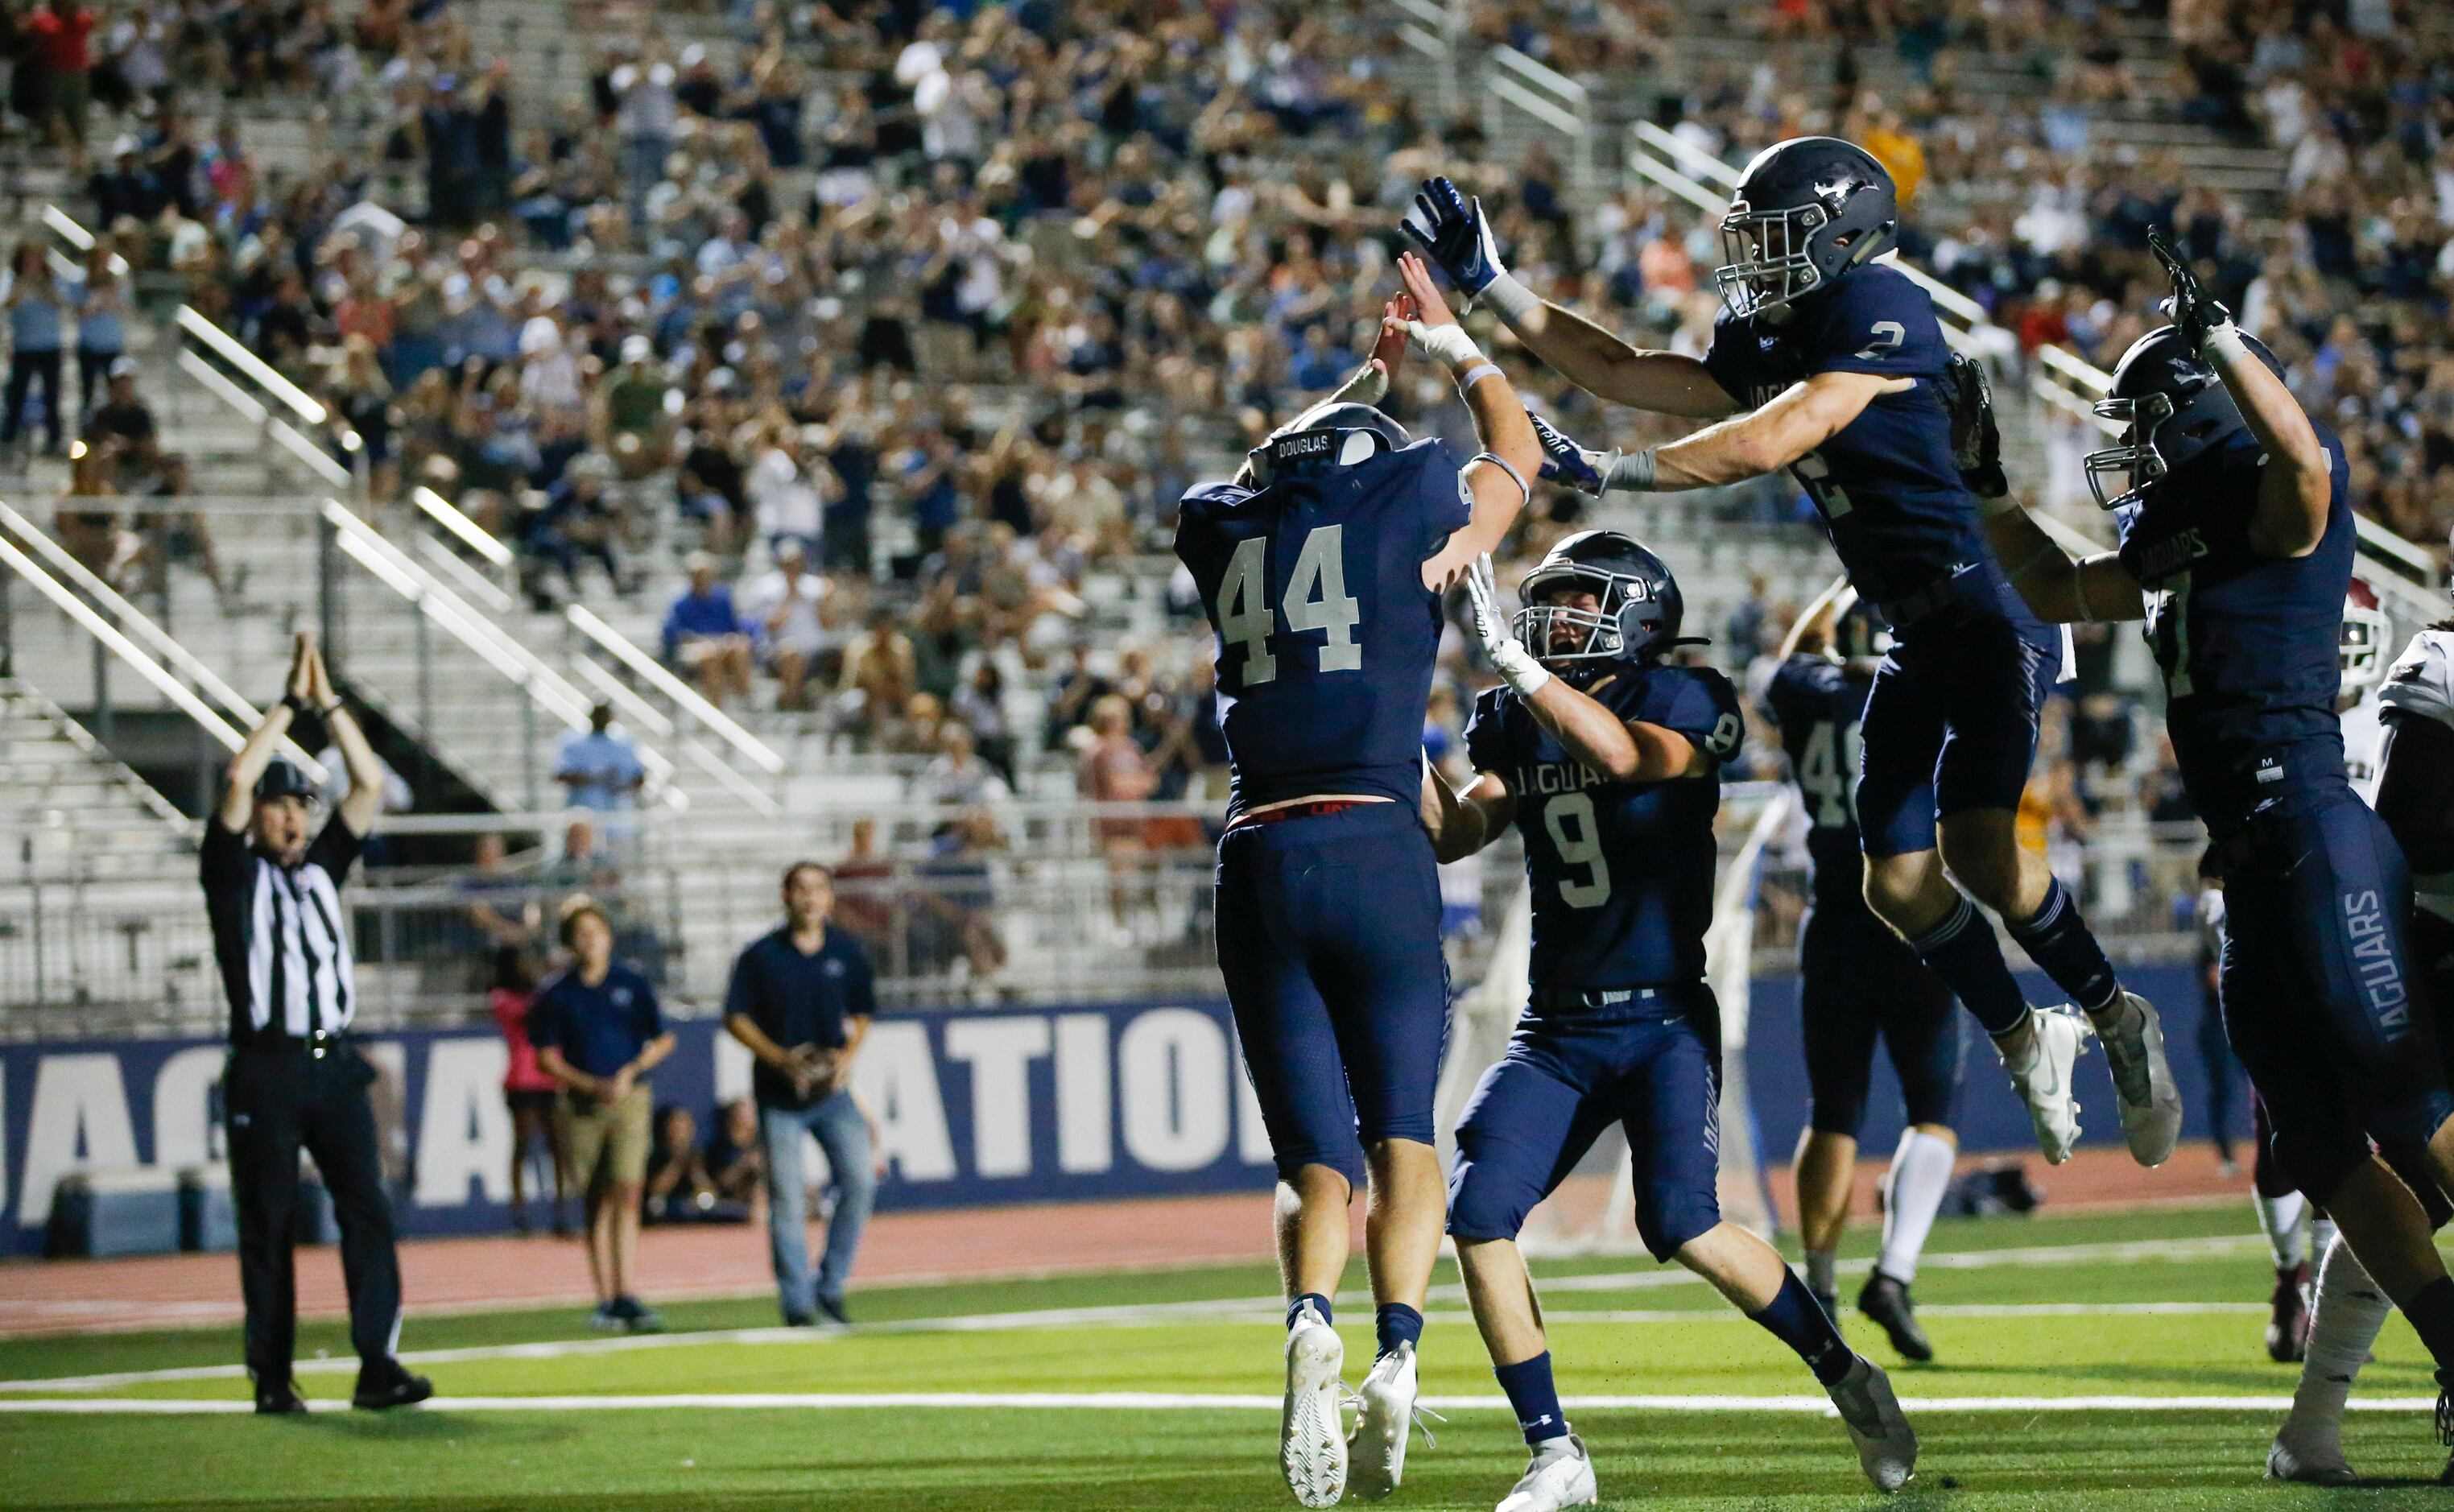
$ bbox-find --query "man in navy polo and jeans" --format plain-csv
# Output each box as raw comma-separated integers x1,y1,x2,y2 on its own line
724,861,877,1326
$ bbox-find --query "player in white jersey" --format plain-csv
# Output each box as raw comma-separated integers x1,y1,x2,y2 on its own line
2340,579,2389,803
2268,585,2454,1484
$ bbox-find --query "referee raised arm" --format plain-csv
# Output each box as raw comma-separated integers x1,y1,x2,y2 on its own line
204,630,432,1415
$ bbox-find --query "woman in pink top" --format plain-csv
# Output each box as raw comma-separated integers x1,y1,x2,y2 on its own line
490,946,569,1234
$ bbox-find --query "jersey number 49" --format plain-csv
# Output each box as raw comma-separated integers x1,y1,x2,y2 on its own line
1216,525,1363,685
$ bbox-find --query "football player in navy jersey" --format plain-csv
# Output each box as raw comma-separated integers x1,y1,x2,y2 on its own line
1978,233,2454,1461
1763,580,1963,1362
1403,139,2183,1175
1421,535,1917,1510
1175,251,1542,1508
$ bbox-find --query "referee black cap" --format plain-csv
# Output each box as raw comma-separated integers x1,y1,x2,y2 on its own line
254,758,318,804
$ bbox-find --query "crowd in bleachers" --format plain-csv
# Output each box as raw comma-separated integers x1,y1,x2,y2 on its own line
9,0,2437,972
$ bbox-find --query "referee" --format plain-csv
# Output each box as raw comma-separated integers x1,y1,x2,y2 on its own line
203,631,432,1414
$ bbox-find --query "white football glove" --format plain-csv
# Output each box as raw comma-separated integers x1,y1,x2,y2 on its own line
1467,555,1551,699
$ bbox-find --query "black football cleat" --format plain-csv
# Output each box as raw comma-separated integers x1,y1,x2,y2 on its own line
351,1363,435,1411
1857,1270,1935,1363
254,1381,308,1415
2267,1262,2311,1364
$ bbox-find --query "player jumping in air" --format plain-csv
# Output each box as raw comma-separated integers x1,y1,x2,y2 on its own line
1765,579,1964,1361
1979,229,2454,1474
1422,534,1919,1510
1403,139,2181,1171
1175,252,1541,1507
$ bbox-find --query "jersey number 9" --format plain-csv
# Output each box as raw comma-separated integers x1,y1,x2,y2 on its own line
1217,526,1364,686
1543,791,1613,909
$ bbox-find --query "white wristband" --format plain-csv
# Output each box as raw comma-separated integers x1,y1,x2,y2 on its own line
1977,492,2023,518
1492,640,1552,699
1604,448,1659,493
2200,323,2247,364
1471,449,1530,506
1479,271,1539,322
1456,361,1502,391
1415,322,1481,370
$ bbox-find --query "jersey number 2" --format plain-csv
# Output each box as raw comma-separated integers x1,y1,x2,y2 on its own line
1217,526,1363,685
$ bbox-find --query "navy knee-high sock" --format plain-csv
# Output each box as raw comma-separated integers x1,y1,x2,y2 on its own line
1905,894,2030,1036
2004,877,2121,1014
1748,1271,1856,1387
1493,1352,1569,1446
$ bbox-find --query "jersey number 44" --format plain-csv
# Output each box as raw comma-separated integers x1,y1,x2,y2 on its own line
1216,524,1364,684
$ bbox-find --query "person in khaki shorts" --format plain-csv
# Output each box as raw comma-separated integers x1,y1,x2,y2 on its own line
531,897,675,1332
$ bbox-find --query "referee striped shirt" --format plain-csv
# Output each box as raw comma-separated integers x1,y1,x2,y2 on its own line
200,817,364,1043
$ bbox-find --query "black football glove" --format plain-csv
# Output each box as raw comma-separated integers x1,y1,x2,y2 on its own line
1943,351,2008,501
2148,227,2232,350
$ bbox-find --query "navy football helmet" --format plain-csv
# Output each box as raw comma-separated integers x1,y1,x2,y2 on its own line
1515,530,1689,669
1242,401,1411,488
2082,325,2284,510
1714,137,1900,318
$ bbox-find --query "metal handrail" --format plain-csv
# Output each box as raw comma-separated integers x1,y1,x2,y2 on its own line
172,349,354,491
0,534,254,759
318,502,695,812
0,502,328,779
172,305,331,431
1489,43,1587,105
564,604,785,775
411,485,514,568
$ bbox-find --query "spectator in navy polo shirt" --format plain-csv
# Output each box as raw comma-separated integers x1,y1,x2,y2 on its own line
723,861,877,1327
531,895,675,1332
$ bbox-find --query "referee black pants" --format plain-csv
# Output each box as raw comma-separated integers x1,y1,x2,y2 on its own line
225,1043,403,1385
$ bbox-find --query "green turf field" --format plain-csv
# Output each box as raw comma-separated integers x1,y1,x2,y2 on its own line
6,1202,2453,1509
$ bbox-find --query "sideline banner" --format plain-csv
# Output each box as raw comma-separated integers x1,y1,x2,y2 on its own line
0,999,1278,1258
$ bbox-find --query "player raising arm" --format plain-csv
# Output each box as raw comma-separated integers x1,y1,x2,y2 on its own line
1406,145,2182,1175
1174,255,1539,1508
1977,233,2454,1464
1423,538,1916,1511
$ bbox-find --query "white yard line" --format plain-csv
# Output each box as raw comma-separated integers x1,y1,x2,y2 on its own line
0,1391,2435,1415
0,1230,2280,1396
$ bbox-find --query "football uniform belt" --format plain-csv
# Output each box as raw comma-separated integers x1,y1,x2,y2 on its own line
1876,561,1983,631
1527,985,1672,1013
1225,799,1374,832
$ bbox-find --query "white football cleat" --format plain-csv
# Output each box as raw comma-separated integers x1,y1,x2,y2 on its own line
2266,1421,2357,1485
1348,1341,1422,1500
1828,1355,1918,1493
1496,1436,1597,1512
1998,1006,2085,1165
1282,1304,1349,1507
2092,990,2183,1167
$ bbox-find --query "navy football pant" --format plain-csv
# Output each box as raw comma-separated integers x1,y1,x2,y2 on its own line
1799,897,1964,1137
2221,787,2454,1203
1216,802,1450,1187
1448,985,1723,1263
1855,614,2055,857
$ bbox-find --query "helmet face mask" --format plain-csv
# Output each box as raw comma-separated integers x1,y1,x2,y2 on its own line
2082,390,2175,510
1716,201,1829,317
1514,576,1630,666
